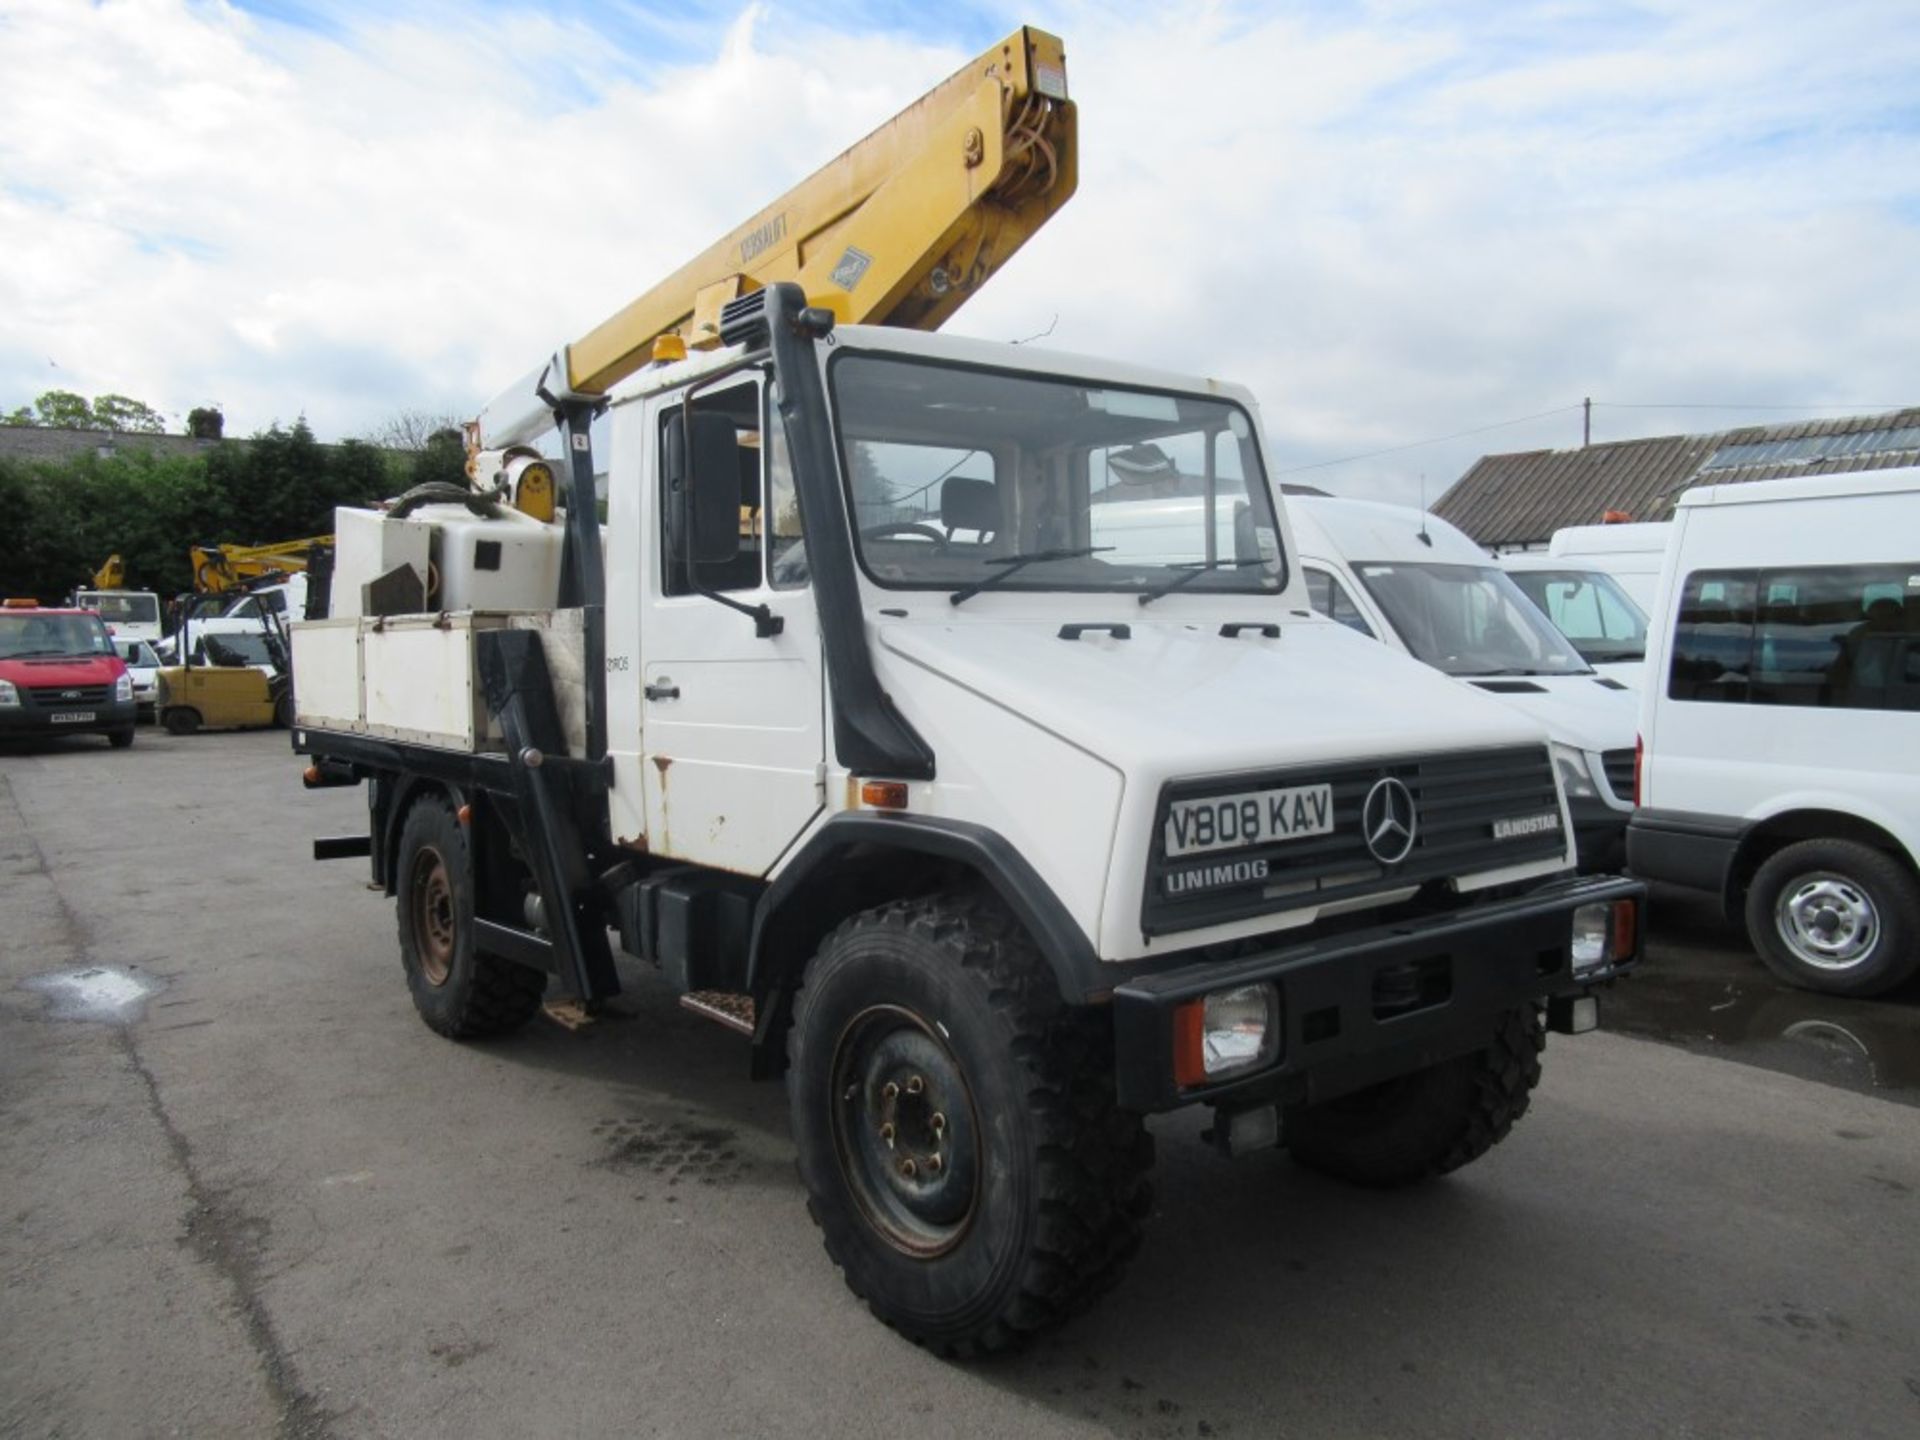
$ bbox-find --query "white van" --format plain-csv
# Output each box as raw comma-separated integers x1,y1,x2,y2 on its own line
1288,496,1639,870
1500,552,1650,688
1541,521,1671,611
1628,468,1920,997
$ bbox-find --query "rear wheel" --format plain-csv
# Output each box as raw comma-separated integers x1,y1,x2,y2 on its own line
787,892,1153,1356
162,707,200,736
1284,1007,1544,1188
1746,839,1920,998
394,797,546,1037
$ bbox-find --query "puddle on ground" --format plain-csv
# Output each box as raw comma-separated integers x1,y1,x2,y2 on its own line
1605,886,1920,1104
22,966,163,1023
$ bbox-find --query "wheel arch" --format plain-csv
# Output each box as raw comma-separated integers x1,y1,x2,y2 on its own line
1728,807,1918,911
745,815,1105,1077
375,772,472,896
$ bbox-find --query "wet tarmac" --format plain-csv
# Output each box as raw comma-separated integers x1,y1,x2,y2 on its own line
1606,883,1920,1106
21,964,162,1023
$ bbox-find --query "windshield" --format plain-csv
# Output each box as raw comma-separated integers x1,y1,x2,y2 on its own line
1355,562,1591,677
0,613,115,660
831,354,1285,598
1506,567,1648,662
74,591,160,625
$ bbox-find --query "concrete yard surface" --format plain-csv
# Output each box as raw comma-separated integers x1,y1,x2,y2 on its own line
2,730,1917,1439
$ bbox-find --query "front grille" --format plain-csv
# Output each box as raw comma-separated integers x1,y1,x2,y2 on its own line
26,684,111,707
1601,748,1636,804
1144,746,1566,936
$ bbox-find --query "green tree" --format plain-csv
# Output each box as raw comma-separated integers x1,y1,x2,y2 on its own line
408,428,469,490
186,406,224,440
91,394,167,433
5,389,94,429
2,389,168,431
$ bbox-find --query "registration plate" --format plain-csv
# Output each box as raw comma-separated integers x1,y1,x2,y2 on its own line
50,711,96,724
1164,783,1334,857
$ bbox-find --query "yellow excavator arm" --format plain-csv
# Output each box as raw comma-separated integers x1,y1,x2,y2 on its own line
191,536,333,593
93,555,126,589
478,25,1074,447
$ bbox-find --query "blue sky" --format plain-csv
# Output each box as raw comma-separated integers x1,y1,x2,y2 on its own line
4,0,1918,502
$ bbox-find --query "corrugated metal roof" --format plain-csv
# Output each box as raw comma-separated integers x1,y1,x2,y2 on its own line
1435,406,1920,547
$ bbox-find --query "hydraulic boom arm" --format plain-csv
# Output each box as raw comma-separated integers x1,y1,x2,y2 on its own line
479,25,1075,448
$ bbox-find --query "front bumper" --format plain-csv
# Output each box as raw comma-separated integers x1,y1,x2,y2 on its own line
1111,873,1642,1113
0,697,138,737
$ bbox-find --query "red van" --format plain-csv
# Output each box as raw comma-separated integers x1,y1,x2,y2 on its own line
0,601,137,747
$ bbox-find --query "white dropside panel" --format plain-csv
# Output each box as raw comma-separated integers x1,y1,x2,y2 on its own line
363,615,490,749
290,619,363,732
291,611,588,755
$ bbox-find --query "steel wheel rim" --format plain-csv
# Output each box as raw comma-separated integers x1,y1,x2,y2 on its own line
1776,871,1879,971
410,845,456,986
829,1004,981,1259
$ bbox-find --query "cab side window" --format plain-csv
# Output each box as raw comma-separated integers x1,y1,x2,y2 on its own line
1305,566,1376,638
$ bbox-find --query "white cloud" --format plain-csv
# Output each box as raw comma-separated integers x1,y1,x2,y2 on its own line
2,0,1917,504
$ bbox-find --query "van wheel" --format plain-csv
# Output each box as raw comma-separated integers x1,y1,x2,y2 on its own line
787,892,1153,1357
1284,1007,1544,1188
108,728,136,749
394,797,546,1037
162,707,200,736
1746,839,1920,998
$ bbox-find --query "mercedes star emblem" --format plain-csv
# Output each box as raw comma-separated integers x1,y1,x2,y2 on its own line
1362,776,1418,865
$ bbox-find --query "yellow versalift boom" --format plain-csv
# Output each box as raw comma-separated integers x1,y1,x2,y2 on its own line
480,26,1074,446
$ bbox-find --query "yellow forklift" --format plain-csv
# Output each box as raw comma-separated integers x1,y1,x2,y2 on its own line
156,605,293,734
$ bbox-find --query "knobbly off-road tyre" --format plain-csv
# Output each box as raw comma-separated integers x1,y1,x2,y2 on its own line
787,892,1154,1357
1283,1006,1545,1189
394,796,545,1039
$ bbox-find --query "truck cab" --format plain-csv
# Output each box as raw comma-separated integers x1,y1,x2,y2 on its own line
70,588,164,645
0,601,137,747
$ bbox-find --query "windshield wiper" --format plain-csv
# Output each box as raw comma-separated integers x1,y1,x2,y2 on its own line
949,547,1112,606
1136,556,1270,605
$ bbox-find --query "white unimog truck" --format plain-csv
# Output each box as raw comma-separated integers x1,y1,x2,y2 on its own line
291,27,1641,1354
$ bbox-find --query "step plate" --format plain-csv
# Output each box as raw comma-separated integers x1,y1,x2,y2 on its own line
680,991,755,1036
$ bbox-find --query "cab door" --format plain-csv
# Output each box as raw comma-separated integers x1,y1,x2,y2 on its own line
638,376,825,873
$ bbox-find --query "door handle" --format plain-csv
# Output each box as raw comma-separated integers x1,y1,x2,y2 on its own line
644,682,680,702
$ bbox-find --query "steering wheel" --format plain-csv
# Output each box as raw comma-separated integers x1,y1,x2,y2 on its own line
860,522,950,552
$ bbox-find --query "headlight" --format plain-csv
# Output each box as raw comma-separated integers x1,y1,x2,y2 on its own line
114,673,133,703
1571,899,1638,976
1551,742,1598,799
0,679,17,708
1173,982,1279,1086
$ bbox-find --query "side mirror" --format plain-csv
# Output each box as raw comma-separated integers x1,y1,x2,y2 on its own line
665,410,744,566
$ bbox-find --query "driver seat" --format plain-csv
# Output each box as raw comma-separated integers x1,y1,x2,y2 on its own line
941,476,1001,545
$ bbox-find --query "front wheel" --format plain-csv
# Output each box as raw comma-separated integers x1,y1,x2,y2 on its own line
162,707,200,736
1283,1007,1544,1188
108,728,135,749
1746,839,1920,998
787,893,1153,1357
